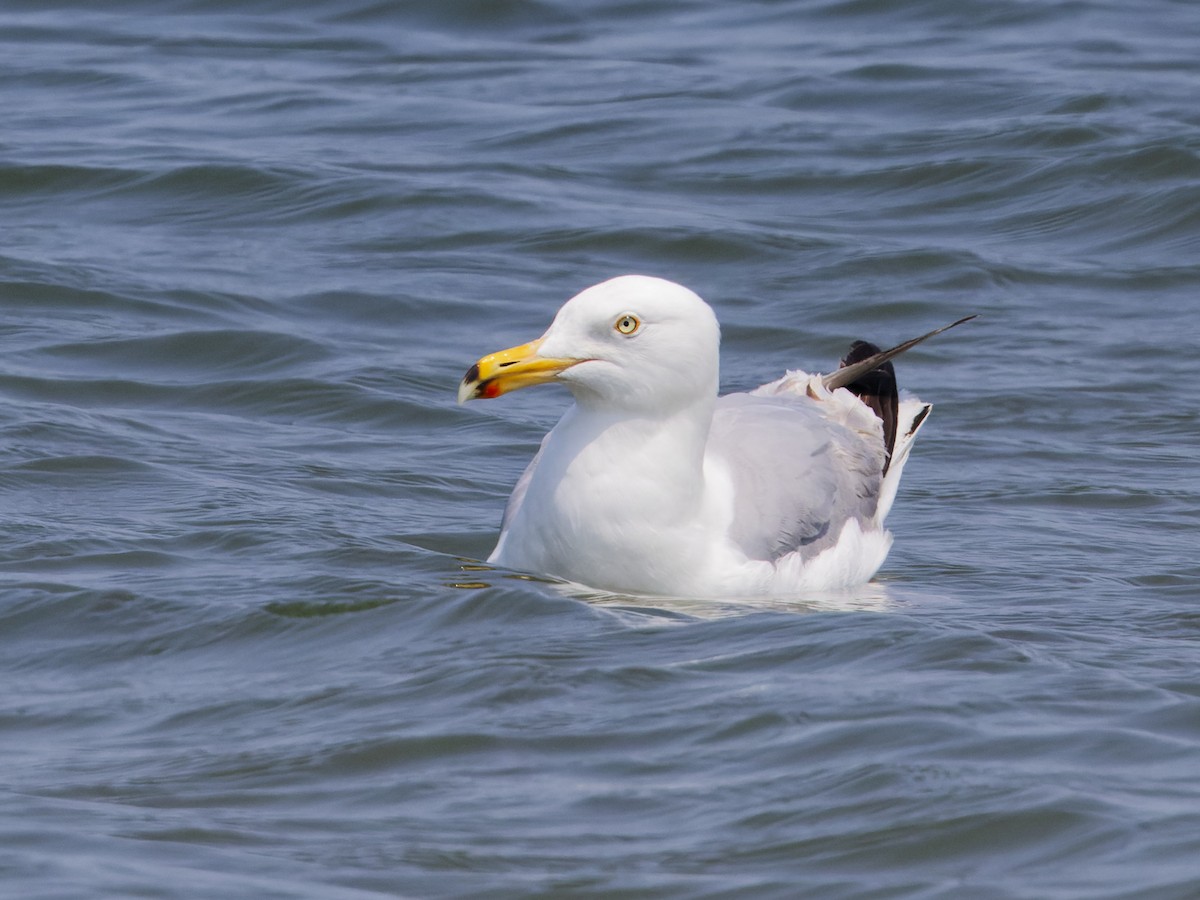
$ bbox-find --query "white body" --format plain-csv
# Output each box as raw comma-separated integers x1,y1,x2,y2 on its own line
477,276,931,599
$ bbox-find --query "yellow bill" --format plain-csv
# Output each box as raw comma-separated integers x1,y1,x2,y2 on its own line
457,338,583,404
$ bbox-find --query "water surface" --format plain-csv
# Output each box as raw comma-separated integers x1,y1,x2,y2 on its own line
2,1,1199,897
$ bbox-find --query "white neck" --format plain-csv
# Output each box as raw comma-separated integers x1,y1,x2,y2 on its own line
554,391,715,505
493,391,719,585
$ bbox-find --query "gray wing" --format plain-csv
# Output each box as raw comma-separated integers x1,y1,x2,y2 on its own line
708,393,885,562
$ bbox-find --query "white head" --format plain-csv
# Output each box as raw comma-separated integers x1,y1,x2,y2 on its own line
459,275,721,414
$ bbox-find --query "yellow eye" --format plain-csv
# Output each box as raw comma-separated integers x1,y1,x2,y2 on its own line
615,314,640,335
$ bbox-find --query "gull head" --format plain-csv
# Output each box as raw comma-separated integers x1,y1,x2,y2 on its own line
458,275,721,413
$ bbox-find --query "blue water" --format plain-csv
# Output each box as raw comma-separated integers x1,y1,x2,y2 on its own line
2,1,1199,897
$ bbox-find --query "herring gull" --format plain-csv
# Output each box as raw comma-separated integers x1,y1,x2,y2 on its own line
458,275,973,598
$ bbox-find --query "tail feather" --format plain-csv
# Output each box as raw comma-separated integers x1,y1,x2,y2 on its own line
875,397,932,524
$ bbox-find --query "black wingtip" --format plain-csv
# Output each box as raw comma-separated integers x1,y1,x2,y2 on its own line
839,341,899,474
822,314,976,474
823,313,977,398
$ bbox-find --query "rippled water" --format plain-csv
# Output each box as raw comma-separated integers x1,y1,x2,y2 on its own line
3,1,1199,897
